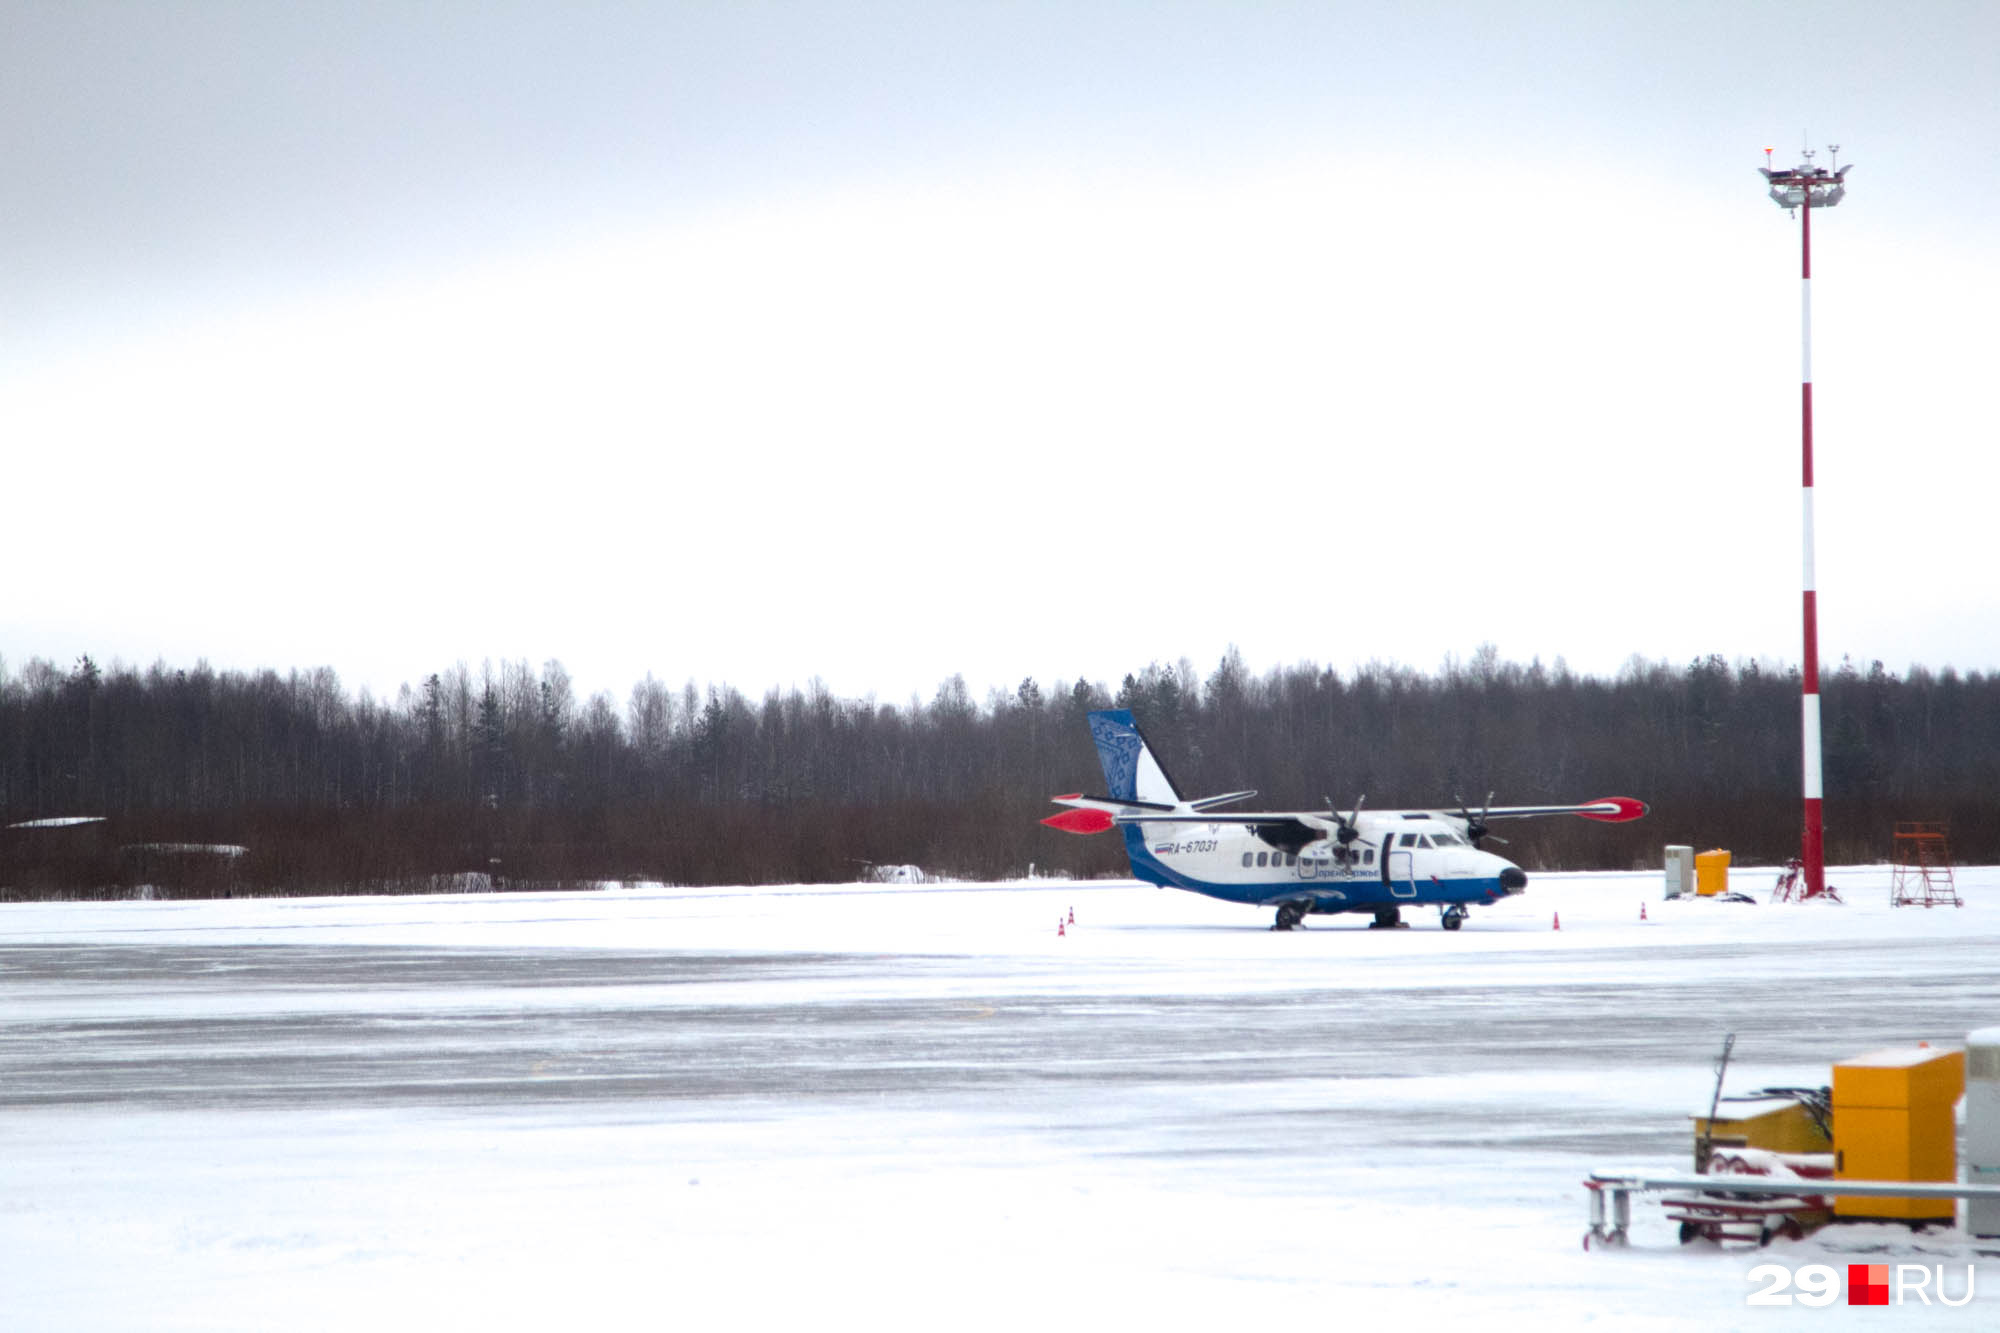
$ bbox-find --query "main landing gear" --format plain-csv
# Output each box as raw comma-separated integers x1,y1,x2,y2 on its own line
1368,907,1406,929
1439,904,1468,931
1272,901,1308,931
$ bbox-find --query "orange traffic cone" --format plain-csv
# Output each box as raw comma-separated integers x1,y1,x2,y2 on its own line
1057,919,1066,937
1640,902,1648,921
1068,906,1075,925
1552,911,1561,931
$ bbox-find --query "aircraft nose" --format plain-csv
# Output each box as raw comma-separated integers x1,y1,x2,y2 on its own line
1499,865,1528,894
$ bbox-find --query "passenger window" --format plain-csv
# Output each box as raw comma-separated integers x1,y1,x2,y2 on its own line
1364,849,1374,865
1242,852,1253,867
1256,851,1268,867
1285,853,1296,866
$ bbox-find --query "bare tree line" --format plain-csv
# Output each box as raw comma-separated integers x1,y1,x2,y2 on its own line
3,646,1996,898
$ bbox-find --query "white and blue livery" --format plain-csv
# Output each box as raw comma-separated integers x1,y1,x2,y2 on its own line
1042,709,1647,931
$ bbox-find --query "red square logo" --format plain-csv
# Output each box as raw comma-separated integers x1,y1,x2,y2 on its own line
1848,1263,1890,1306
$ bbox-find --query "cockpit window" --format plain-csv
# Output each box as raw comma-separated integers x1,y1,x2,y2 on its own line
1416,835,1433,848
1398,832,1417,847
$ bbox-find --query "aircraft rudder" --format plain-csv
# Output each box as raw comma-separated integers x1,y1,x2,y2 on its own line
1085,709,1144,803
1084,709,1182,806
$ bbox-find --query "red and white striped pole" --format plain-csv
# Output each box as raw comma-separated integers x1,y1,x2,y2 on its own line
1799,185,1824,899
1761,147,1849,900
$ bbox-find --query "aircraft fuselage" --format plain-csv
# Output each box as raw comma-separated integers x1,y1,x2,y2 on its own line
1117,811,1527,914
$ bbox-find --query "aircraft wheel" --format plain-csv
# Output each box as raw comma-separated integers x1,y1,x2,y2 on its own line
1442,911,1464,931
1273,902,1305,931
1369,907,1402,929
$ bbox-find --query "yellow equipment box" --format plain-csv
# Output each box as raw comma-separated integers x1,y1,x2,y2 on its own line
1832,1044,1964,1221
1694,849,1731,897
1694,1096,1832,1164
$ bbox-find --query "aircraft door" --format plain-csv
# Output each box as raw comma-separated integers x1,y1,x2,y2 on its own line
1388,848,1418,898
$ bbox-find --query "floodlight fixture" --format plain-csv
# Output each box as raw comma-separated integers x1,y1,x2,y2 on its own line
1761,145,1853,213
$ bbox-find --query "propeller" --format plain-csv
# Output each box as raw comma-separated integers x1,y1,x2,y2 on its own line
1325,793,1366,846
1456,791,1507,847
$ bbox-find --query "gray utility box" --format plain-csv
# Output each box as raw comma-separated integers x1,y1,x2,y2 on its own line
1664,845,1694,898
1969,1027,2000,1237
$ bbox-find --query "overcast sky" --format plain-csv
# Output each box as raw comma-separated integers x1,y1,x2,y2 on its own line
6,1,1999,708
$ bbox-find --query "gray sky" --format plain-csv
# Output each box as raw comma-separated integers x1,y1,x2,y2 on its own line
6,1,1999,707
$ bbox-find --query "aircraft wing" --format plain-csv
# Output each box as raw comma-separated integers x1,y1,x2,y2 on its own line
1108,798,1648,827
1043,793,1646,844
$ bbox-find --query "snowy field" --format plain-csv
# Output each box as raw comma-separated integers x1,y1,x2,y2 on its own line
5,864,1999,1331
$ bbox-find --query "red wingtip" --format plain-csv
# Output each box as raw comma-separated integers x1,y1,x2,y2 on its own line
1041,808,1115,835
1577,796,1648,823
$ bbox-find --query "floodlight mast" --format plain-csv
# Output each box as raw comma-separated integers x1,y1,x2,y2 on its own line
1760,144,1851,900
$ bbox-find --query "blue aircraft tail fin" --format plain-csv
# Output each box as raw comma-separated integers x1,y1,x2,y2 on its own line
1085,710,1183,806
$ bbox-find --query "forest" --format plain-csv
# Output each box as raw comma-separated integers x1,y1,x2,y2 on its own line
2,646,1996,899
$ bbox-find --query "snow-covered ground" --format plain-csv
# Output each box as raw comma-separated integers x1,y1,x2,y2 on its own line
4,864,1998,1330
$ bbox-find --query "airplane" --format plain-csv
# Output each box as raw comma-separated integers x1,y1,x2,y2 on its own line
1040,709,1647,931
